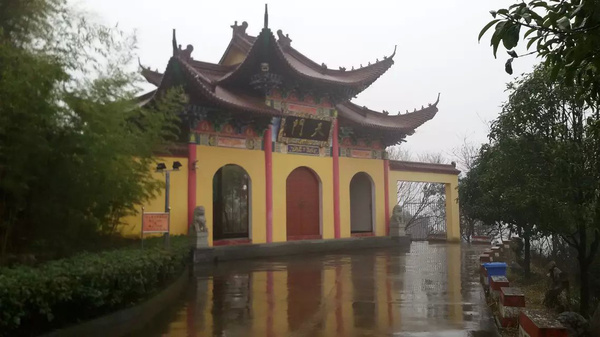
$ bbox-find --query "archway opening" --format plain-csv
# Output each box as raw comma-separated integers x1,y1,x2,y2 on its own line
396,180,446,241
213,164,250,241
350,172,375,233
286,167,321,240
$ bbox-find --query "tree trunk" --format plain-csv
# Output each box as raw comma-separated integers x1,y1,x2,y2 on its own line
578,249,589,317
1,209,15,260
524,232,531,275
578,224,589,317
591,302,600,336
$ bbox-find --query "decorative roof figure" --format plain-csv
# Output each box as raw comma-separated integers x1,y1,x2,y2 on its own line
231,21,249,36
180,45,194,60
277,29,292,48
171,29,194,60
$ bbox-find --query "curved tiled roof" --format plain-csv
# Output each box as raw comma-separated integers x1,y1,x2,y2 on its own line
137,20,439,135
140,67,164,87
188,60,236,81
336,95,439,134
217,29,394,93
176,57,281,116
146,56,280,116
283,45,395,84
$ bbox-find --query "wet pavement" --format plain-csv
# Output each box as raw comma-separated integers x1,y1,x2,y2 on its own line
130,242,498,336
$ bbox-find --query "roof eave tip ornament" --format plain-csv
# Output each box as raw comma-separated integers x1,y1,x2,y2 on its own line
434,93,441,106
264,4,269,29
391,45,397,59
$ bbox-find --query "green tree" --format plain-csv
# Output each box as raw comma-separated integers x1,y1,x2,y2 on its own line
462,139,544,275
462,65,600,315
479,0,600,102
0,1,184,258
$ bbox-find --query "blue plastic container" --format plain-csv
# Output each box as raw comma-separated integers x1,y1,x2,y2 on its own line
483,262,507,285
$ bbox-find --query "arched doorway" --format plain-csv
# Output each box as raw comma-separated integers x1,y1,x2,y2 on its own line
286,167,320,240
213,164,250,241
350,172,374,233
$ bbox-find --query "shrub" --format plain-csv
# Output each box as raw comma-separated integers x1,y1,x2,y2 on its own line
0,236,191,337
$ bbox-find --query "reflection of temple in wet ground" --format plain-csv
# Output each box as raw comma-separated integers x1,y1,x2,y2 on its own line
130,243,497,336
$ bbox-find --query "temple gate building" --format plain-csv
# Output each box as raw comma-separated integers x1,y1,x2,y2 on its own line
128,8,461,246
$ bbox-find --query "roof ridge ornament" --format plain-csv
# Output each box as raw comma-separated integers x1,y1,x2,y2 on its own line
172,28,194,60
231,21,249,36
264,4,269,29
172,29,178,56
321,63,327,73
137,57,147,70
277,29,292,48
390,45,397,59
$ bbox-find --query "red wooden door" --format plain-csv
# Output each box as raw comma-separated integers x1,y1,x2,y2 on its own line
286,167,320,239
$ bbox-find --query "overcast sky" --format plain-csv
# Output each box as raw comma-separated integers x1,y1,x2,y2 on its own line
80,0,536,159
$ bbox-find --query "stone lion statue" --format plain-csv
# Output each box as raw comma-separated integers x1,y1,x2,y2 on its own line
389,205,406,237
390,205,403,228
192,206,208,233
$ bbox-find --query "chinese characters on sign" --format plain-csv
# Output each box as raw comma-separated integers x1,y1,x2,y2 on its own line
287,144,320,156
278,116,332,146
142,213,169,233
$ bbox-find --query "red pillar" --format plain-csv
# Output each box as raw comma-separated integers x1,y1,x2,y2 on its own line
265,126,273,243
333,119,341,239
187,139,197,234
384,159,390,235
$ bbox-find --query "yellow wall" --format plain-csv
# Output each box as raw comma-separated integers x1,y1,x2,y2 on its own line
388,170,460,242
221,46,246,66
121,157,189,237
272,152,333,241
195,145,266,247
119,150,461,243
339,157,386,237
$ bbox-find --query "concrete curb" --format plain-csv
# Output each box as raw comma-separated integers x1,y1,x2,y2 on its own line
194,236,411,263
